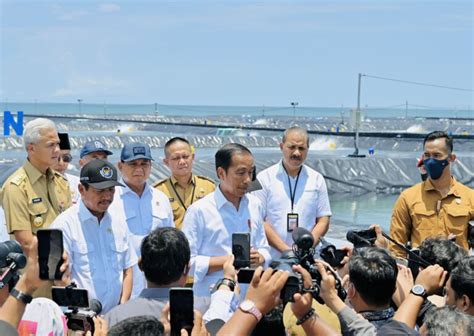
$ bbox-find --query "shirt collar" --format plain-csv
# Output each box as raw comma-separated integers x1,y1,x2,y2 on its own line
23,159,50,184
138,287,171,299
120,178,151,197
360,307,394,323
215,185,247,210
423,177,460,197
277,159,308,179
170,174,195,187
78,199,110,224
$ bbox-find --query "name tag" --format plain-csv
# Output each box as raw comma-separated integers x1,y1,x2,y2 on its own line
287,213,299,232
32,197,42,204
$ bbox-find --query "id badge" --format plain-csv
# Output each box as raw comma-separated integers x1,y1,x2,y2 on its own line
287,213,299,232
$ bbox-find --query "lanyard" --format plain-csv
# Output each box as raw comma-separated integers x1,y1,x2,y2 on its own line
282,163,302,212
170,179,196,211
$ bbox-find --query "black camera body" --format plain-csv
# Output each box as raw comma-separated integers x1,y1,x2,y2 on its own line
52,283,102,333
270,228,347,305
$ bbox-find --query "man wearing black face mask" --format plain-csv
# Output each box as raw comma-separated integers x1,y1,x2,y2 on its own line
389,131,474,258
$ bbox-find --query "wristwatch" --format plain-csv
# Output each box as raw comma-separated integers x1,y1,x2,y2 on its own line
212,278,236,293
239,300,262,322
410,284,428,299
10,288,33,304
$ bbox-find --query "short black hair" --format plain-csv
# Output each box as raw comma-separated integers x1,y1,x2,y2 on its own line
140,228,190,286
108,315,164,336
419,237,467,273
423,131,453,153
450,256,474,302
164,137,190,156
215,143,252,172
349,247,398,307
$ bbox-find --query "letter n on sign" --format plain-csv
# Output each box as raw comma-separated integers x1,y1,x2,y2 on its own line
3,111,24,136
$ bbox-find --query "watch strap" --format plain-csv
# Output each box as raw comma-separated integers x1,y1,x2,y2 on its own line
218,278,236,291
410,285,428,299
10,288,33,304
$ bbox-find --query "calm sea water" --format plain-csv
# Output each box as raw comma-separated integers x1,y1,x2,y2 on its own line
2,101,473,119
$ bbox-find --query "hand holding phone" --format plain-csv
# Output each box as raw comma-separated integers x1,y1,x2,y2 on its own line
232,233,250,269
170,288,193,336
37,229,64,280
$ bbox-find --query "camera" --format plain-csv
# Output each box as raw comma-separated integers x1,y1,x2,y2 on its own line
270,228,347,305
319,238,347,268
0,240,26,290
346,228,377,248
52,283,102,333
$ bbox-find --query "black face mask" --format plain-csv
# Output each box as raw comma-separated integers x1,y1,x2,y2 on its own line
423,157,449,180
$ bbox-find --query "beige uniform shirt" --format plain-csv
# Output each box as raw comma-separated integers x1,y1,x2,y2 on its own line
389,177,474,257
154,174,215,230
1,160,72,234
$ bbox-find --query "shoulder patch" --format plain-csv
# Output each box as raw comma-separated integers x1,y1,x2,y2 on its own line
153,178,169,188
53,171,69,182
11,173,27,186
196,175,216,185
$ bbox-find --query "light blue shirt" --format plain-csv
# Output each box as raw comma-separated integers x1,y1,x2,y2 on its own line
0,207,9,242
109,180,174,298
254,161,332,260
51,201,138,314
182,186,271,297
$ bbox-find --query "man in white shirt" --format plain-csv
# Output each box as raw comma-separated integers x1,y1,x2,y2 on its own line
182,143,271,311
253,126,332,261
110,142,174,298
51,159,137,313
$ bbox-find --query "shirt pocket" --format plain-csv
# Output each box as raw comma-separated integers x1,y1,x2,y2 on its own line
152,208,171,229
412,204,436,234
444,205,470,236
71,241,95,274
110,238,129,272
27,201,48,228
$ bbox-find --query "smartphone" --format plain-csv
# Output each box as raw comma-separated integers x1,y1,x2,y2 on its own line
51,286,89,308
37,229,64,280
170,288,194,336
237,268,255,284
232,233,251,269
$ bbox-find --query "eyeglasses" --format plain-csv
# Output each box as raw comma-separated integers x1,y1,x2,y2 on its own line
58,154,73,163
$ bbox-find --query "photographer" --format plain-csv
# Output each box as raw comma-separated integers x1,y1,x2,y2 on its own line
0,237,69,335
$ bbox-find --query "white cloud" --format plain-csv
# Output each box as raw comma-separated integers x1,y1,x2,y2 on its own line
52,76,131,98
99,3,121,13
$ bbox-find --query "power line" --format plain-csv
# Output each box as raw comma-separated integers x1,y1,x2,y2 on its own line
362,74,473,92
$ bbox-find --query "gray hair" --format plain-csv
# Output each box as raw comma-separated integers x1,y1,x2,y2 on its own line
23,118,57,150
423,306,474,336
282,126,309,147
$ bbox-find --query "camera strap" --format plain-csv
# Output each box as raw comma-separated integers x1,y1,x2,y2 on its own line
381,232,431,268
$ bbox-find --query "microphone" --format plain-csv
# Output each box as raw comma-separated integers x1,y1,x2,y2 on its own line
292,227,314,251
89,299,102,315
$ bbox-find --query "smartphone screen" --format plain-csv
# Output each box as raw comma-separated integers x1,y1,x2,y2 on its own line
232,233,250,269
237,268,255,284
51,286,89,308
37,229,64,280
170,288,194,336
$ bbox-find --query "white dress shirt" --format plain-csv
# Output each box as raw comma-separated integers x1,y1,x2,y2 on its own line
65,173,80,205
254,161,332,260
182,186,271,298
109,180,174,297
51,201,138,313
0,207,9,242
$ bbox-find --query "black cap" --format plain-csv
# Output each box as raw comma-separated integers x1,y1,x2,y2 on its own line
80,159,124,189
58,133,71,150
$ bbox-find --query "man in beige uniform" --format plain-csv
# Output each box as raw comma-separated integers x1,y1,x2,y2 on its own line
154,137,215,230
1,118,72,252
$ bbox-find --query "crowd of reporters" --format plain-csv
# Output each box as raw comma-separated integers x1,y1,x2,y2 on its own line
0,118,473,335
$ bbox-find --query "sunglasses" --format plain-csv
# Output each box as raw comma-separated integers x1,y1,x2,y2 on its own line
58,154,73,163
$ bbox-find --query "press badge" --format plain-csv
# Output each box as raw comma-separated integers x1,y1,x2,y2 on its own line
287,213,299,232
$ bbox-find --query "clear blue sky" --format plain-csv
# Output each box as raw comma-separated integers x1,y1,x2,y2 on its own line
1,1,472,109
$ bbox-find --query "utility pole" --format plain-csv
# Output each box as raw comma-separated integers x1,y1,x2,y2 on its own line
405,100,408,119
77,99,82,114
291,102,298,120
349,73,366,157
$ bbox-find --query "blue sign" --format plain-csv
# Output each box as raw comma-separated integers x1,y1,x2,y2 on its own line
3,111,24,136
